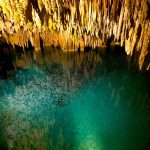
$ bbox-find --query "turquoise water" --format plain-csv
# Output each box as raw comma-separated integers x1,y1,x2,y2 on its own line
0,49,150,150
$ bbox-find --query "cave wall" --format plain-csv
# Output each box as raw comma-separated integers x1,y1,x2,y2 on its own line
0,0,150,70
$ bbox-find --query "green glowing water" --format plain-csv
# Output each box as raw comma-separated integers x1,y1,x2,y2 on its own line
0,49,150,150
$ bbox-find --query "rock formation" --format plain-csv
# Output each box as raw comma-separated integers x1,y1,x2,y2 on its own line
0,0,150,70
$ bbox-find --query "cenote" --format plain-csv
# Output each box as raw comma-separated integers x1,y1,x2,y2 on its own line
0,46,150,150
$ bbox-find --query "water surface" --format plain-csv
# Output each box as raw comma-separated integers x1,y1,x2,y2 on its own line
0,48,150,150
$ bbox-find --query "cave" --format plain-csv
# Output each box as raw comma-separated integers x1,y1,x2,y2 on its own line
0,0,150,150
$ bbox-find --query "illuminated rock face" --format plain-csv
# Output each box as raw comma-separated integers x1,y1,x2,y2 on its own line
0,0,150,70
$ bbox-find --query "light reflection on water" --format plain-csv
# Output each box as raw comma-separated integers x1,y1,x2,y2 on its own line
0,49,150,150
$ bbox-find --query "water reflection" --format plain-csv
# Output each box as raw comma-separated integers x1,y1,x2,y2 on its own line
0,47,150,150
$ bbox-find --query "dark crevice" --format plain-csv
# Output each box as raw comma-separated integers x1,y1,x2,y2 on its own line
137,24,142,37
40,36,44,51
84,46,92,52
25,0,33,22
117,0,122,16
147,2,150,19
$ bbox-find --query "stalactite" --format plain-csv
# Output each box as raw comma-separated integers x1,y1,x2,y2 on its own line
0,0,150,70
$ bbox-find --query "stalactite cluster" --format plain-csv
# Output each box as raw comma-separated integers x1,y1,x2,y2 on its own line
0,0,150,70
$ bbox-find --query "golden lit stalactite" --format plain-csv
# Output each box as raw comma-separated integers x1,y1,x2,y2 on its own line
139,21,150,70
32,6,41,30
0,0,11,19
38,0,43,11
